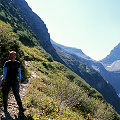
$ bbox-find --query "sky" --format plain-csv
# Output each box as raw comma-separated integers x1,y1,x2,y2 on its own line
25,0,120,61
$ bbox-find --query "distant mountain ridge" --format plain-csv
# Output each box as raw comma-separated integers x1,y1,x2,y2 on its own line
107,60,120,71
100,43,120,71
99,43,120,96
51,40,120,95
51,39,120,112
50,39,92,60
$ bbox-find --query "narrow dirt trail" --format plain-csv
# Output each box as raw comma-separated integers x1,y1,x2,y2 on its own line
0,78,30,119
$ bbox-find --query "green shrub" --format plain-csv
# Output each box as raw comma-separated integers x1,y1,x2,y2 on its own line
24,61,120,119
0,20,27,80
65,71,75,81
17,31,34,47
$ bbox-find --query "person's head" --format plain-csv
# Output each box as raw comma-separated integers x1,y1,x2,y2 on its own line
9,51,16,61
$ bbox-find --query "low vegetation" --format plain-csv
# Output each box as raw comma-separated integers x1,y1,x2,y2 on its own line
0,4,120,119
20,44,119,119
23,57,120,119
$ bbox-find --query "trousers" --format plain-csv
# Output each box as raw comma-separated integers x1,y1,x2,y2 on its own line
2,83,22,111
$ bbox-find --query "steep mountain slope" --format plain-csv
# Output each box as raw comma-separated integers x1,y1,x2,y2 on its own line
50,39,92,60
1,18,120,120
51,40,120,113
52,40,120,95
100,43,120,71
99,43,120,94
8,0,66,65
51,40,120,95
4,0,120,113
1,0,120,116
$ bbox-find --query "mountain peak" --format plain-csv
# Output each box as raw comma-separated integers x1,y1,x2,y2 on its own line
51,39,92,60
100,42,120,67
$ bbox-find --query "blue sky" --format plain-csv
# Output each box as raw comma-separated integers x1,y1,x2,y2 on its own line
25,0,120,60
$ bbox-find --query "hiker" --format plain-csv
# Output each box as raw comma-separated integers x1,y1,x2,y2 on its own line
2,51,25,115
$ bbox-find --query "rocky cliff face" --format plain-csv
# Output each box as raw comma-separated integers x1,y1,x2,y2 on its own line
11,0,49,46
10,0,66,65
99,43,120,94
100,43,120,70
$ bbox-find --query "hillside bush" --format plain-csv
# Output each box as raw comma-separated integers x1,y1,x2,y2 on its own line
17,30,34,47
0,20,27,79
0,1,120,119
23,61,120,120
